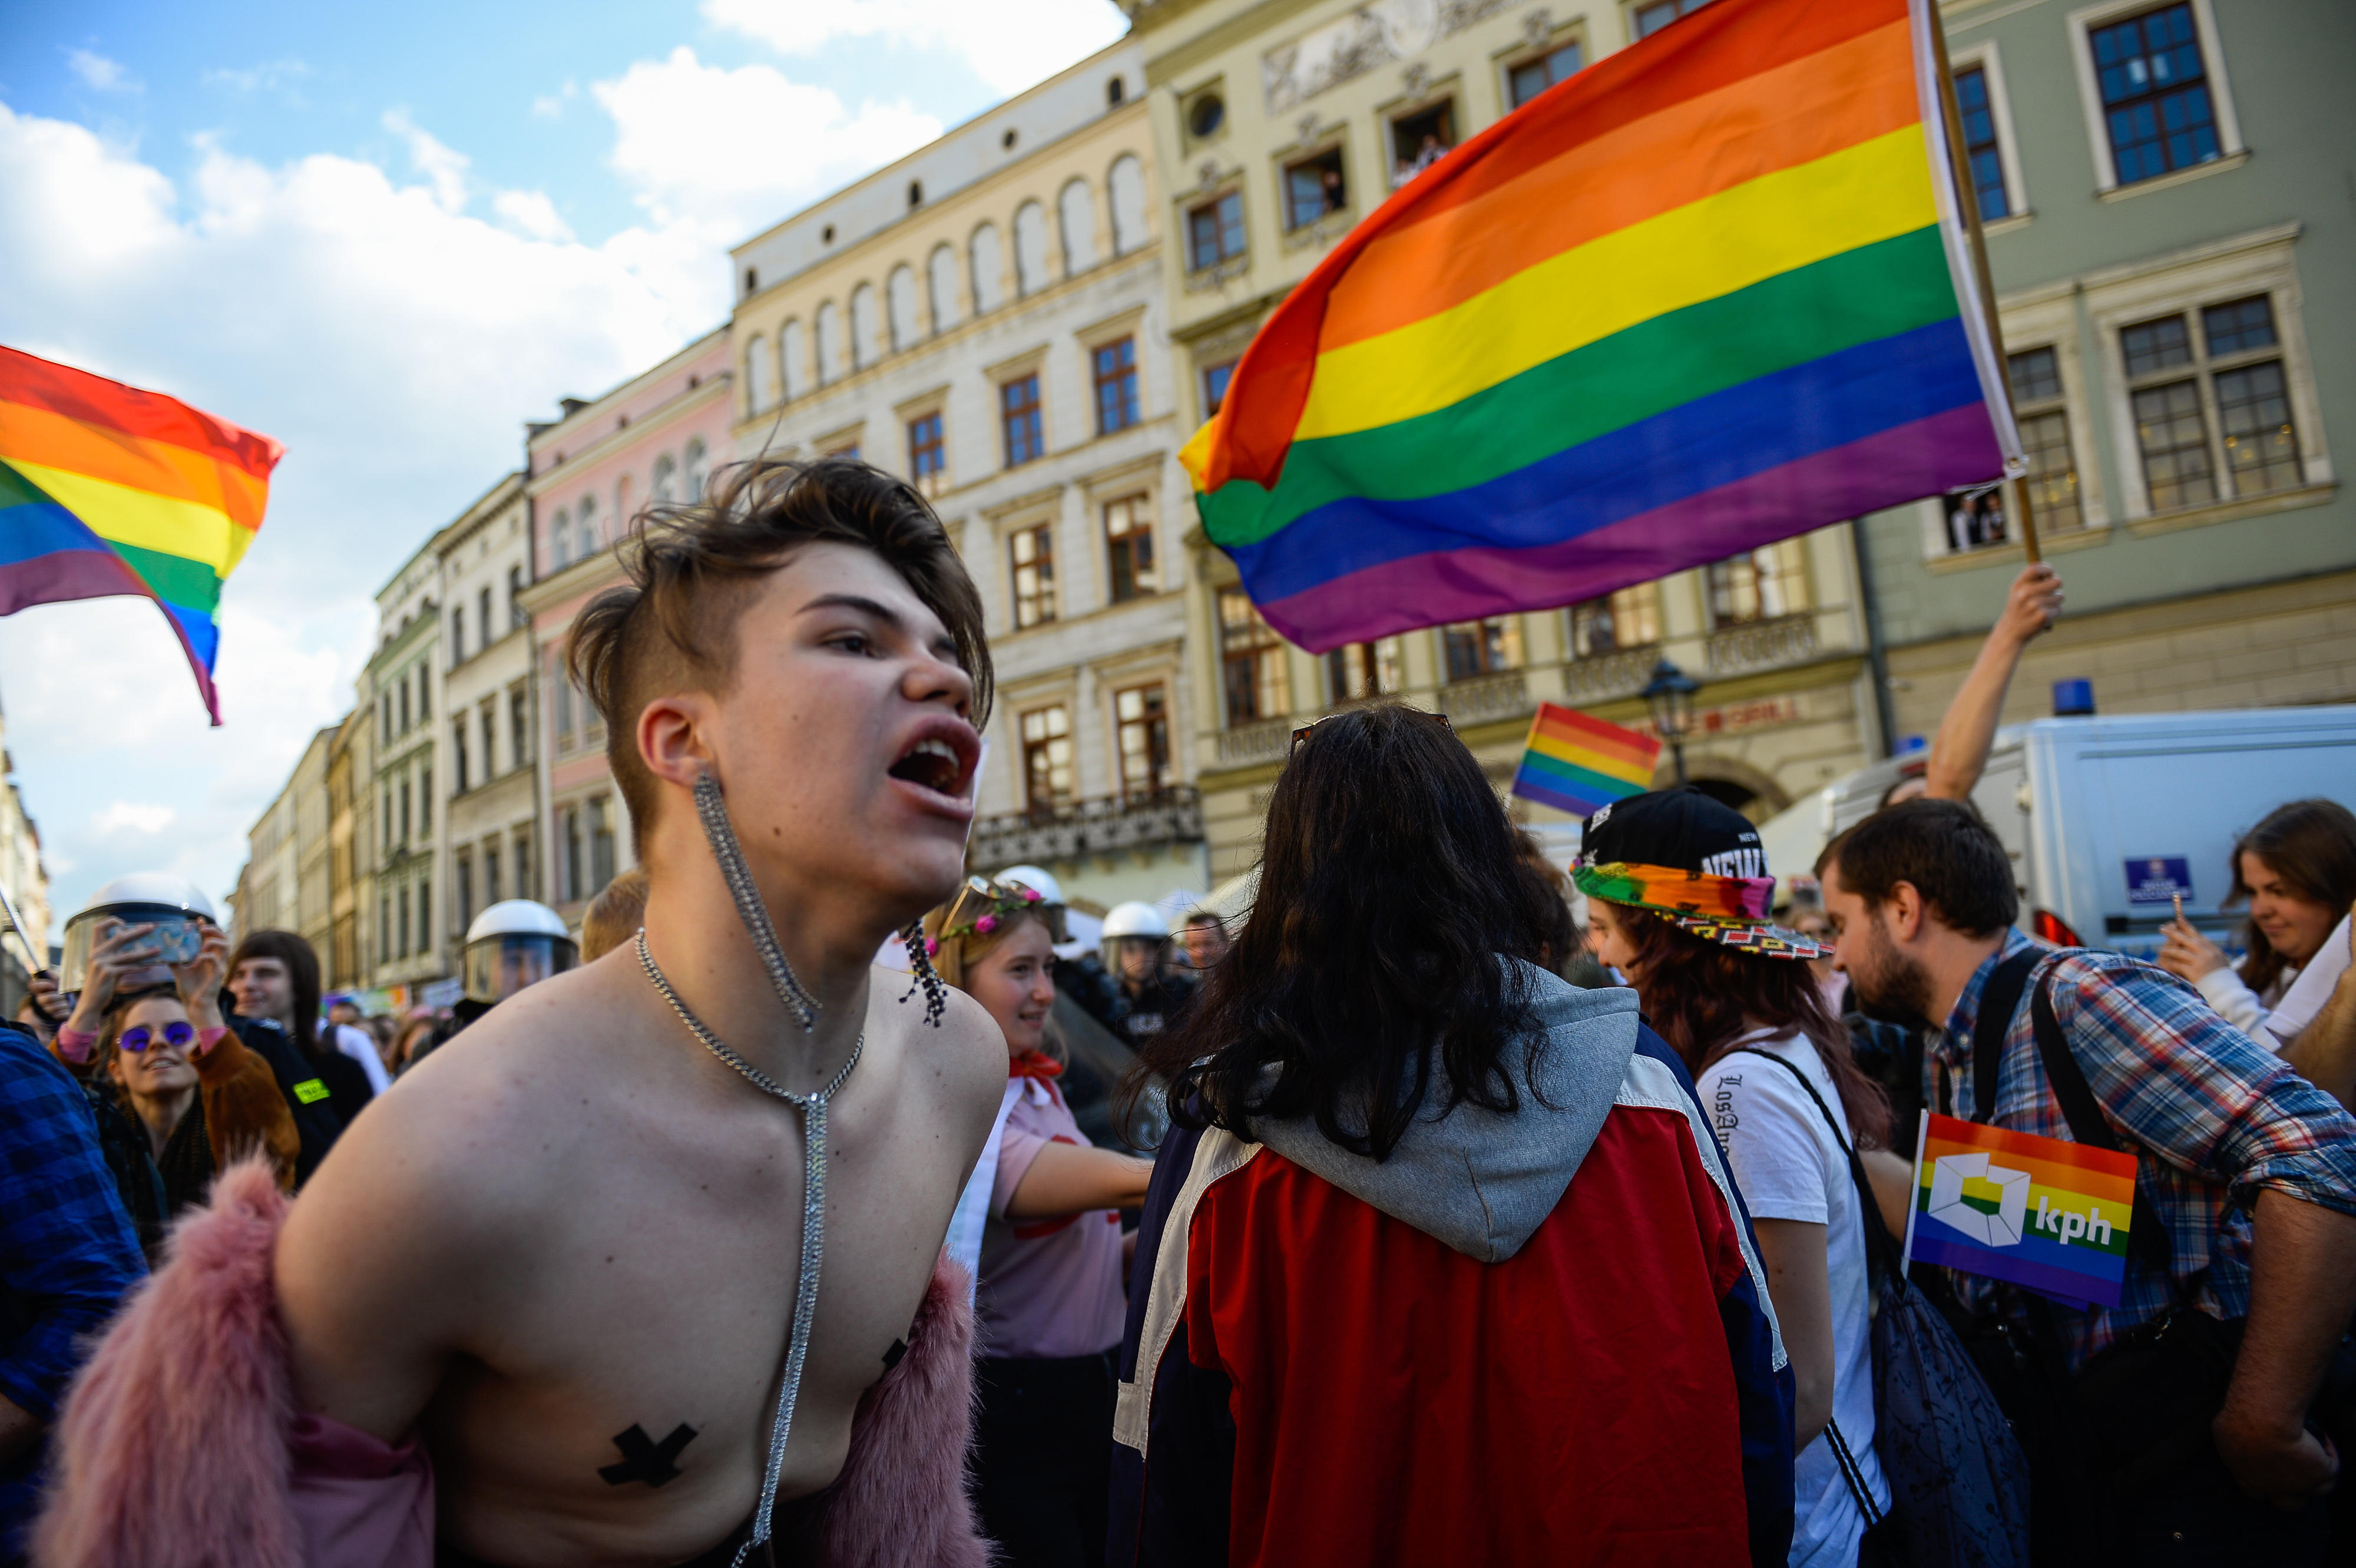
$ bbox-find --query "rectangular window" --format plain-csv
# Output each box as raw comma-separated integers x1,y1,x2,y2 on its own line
1020,706,1075,816
1201,360,1236,419
507,566,524,629
481,704,498,779
453,723,469,795
1103,494,1157,602
1116,684,1173,803
1093,338,1140,435
563,805,584,904
416,875,431,955
590,796,617,895
555,671,575,751
1186,191,1246,270
456,854,473,934
2006,348,2083,534
826,442,861,460
1282,148,1347,229
1442,618,1524,682
1389,100,1456,186
2121,297,2300,511
1010,523,1057,629
1508,40,1583,108
1569,586,1663,657
514,831,533,904
478,587,493,649
399,679,411,735
1325,639,1400,703
908,411,945,495
2091,4,2219,185
511,689,530,770
419,766,431,831
1219,587,1291,725
451,607,466,666
1705,541,1809,626
379,895,391,965
1634,0,1711,38
399,777,411,842
1954,65,2010,221
396,885,410,958
485,841,502,905
2211,359,2300,494
416,666,429,720
1001,372,1043,467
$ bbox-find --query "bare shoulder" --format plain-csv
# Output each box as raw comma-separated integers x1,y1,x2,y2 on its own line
868,969,1004,1144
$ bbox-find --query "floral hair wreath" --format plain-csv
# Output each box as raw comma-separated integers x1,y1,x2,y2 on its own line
926,875,1048,955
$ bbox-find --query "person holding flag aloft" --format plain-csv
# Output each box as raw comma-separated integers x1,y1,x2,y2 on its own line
1818,798,2356,1561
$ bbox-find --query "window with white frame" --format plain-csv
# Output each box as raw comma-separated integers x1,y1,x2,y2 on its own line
2121,294,2304,512
2068,0,2244,194
2008,348,2085,535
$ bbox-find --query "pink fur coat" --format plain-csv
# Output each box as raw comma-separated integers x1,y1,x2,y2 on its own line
32,1156,994,1568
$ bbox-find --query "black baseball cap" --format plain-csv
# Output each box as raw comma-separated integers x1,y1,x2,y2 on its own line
1574,788,1828,960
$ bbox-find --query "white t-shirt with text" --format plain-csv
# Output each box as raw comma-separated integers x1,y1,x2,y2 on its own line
1705,1031,1886,1568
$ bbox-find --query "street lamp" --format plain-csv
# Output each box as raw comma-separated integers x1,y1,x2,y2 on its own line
1641,658,1699,786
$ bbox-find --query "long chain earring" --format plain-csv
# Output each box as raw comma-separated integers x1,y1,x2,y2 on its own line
899,919,948,1029
693,770,819,1031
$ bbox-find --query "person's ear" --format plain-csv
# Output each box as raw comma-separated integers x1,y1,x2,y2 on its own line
638,691,717,790
1888,882,1927,943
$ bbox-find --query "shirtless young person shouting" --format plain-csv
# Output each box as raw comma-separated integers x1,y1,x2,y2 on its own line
36,461,1010,1568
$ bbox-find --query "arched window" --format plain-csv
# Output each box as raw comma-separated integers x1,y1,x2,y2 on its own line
815,300,843,384
886,264,919,352
1109,155,1148,256
616,474,633,530
576,494,597,560
551,508,571,570
746,334,773,413
683,438,708,501
1059,179,1100,274
928,243,961,333
969,223,1005,315
779,319,805,402
1013,201,1051,296
849,282,879,371
652,453,677,503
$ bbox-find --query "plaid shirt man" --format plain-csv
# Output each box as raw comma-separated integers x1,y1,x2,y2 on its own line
1,1021,144,1544
1922,929,2356,1368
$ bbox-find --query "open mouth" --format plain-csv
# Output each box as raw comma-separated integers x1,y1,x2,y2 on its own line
886,722,978,800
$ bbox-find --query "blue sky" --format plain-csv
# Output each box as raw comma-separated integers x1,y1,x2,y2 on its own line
0,0,1129,931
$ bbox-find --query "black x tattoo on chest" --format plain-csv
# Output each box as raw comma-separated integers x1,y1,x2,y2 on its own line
599,1422,699,1488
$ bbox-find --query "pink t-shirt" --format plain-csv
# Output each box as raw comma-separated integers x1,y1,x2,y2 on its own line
978,1077,1127,1359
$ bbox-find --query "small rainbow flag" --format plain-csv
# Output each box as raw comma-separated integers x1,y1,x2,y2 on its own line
1511,702,1661,818
1904,1111,2139,1308
0,347,279,724
1182,0,2018,651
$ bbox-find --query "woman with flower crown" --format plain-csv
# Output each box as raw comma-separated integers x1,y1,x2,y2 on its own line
922,876,1156,1568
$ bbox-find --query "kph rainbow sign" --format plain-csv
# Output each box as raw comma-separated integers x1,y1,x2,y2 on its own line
1902,1112,2139,1308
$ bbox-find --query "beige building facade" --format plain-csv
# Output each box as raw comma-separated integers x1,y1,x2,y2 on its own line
727,41,1209,910
436,473,540,947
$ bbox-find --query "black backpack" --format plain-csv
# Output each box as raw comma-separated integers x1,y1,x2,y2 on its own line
1728,1045,2032,1568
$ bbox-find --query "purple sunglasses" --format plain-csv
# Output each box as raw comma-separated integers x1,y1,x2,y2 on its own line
120,1021,196,1054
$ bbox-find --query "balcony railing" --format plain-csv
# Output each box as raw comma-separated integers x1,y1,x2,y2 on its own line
1558,647,1657,704
1215,717,1294,768
969,786,1204,869
1437,670,1533,726
1705,614,1819,676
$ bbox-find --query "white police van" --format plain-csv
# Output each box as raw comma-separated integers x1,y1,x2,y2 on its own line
1766,706,2356,960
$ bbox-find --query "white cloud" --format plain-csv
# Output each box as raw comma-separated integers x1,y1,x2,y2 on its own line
593,48,940,239
704,0,1130,94
492,188,574,242
92,802,177,836
204,59,312,98
382,108,471,214
68,49,138,93
531,81,578,119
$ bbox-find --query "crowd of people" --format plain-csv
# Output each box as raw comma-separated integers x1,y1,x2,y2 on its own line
2,455,2354,1568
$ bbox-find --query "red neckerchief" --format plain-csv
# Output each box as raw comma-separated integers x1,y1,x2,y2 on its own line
1008,1048,1064,1085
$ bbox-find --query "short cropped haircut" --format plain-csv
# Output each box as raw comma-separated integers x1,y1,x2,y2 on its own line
580,866,650,962
1818,797,2017,937
568,458,992,853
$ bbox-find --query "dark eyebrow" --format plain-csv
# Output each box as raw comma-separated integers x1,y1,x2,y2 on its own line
800,593,905,632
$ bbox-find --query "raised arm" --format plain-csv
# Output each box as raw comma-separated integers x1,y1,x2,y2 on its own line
1924,564,2063,800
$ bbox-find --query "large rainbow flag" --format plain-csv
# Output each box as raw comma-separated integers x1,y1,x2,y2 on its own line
1182,0,2019,651
1904,1112,2139,1309
1510,702,1660,818
0,348,279,724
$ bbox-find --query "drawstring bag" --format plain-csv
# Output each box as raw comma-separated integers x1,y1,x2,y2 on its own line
1729,1047,2031,1568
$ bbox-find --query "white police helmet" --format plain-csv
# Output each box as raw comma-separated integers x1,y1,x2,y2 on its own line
462,899,579,1003
1101,901,1169,942
994,865,1066,906
60,873,220,991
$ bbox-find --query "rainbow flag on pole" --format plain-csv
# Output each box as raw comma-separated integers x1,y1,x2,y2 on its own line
1511,703,1662,818
1181,0,2019,652
1903,1112,2139,1308
0,347,279,724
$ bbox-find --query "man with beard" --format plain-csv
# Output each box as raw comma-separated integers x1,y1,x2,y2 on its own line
1818,799,2356,1561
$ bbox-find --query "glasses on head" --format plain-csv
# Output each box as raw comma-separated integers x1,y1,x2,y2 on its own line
1290,708,1452,757
119,1021,196,1054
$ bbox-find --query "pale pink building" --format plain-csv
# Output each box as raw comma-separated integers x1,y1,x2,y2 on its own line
518,327,733,928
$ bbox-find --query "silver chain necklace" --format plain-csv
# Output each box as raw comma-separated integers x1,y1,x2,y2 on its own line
638,770,864,1567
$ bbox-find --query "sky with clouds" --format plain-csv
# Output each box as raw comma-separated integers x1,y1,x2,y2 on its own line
0,0,1130,932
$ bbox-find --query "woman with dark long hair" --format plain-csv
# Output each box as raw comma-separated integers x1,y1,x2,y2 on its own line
227,929,377,1127
1111,707,1793,1568
2158,798,2356,1044
1579,788,1891,1568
